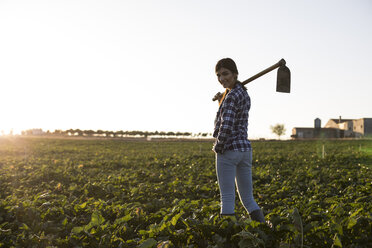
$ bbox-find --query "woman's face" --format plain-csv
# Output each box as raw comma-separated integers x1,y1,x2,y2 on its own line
216,67,237,90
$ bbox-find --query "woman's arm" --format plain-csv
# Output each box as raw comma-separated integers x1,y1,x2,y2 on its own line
213,95,237,153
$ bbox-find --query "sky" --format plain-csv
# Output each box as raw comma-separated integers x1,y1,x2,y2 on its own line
0,0,371,139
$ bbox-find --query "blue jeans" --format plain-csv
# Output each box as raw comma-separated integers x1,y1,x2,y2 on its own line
216,150,260,215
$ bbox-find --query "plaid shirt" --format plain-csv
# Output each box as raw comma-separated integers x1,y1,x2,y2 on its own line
213,83,252,153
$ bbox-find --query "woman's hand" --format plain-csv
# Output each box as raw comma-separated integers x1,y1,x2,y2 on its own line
212,92,223,102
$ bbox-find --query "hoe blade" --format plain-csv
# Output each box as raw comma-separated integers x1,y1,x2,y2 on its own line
276,65,291,93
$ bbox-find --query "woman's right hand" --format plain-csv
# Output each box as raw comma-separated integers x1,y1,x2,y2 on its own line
212,92,223,102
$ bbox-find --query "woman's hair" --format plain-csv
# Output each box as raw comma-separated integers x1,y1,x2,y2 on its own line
215,58,239,74
215,58,247,91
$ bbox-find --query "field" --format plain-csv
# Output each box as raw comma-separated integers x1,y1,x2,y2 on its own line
0,137,371,247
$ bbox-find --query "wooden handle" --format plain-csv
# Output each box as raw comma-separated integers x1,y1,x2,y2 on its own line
212,59,286,101
241,59,286,85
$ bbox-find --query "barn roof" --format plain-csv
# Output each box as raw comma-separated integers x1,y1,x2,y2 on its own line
330,119,354,124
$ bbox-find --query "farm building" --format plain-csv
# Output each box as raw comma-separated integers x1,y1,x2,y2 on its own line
292,117,372,139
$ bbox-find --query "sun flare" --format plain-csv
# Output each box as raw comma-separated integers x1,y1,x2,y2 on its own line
0,128,22,136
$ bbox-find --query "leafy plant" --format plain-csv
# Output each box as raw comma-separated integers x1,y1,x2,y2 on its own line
0,137,371,247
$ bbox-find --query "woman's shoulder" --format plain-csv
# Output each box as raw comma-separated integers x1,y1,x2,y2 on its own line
230,83,248,99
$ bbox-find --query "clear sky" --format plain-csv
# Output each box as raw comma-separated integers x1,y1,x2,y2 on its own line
1,0,371,138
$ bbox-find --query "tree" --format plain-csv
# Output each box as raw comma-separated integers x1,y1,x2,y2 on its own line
54,129,62,135
84,130,95,136
74,129,83,136
115,130,124,137
66,129,74,136
271,124,286,139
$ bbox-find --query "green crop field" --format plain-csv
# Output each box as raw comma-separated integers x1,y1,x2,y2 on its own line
0,137,371,247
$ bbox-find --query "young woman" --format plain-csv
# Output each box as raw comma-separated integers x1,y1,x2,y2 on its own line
213,58,265,223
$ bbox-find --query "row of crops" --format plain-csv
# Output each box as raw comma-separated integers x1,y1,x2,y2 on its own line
0,137,371,247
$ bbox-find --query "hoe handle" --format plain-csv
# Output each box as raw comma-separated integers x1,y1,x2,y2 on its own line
212,59,287,101
241,59,286,85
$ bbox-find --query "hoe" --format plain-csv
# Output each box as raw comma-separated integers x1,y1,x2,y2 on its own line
212,58,290,103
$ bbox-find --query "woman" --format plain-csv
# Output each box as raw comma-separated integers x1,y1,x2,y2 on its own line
213,58,265,223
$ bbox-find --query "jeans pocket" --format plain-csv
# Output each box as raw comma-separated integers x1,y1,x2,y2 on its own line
239,151,252,167
220,150,240,164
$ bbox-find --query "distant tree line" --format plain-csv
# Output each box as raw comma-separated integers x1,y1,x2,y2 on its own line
21,129,211,138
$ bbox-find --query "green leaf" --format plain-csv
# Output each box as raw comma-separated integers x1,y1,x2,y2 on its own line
171,212,183,226
347,217,357,229
334,223,343,235
62,217,68,226
350,208,363,218
292,208,304,248
138,238,157,248
71,226,84,234
238,239,254,248
79,202,87,209
233,230,255,240
90,211,105,226
159,222,168,232
114,214,132,225
20,223,30,231
234,231,264,248
220,220,229,229
292,208,303,233
333,234,342,247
